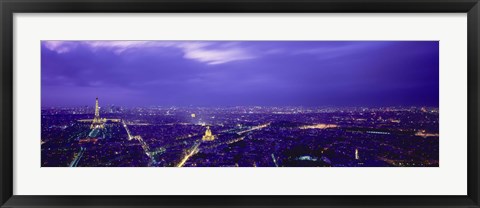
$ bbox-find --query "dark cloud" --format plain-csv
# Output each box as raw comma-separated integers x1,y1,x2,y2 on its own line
41,41,439,107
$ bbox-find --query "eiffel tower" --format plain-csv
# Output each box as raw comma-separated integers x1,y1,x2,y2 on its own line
90,97,105,129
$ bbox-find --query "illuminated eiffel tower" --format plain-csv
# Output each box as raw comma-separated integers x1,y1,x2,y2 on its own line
90,97,105,129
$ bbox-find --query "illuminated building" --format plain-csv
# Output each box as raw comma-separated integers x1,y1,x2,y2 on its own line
191,113,196,118
90,97,106,129
355,148,359,160
76,97,121,125
415,130,439,138
202,126,215,141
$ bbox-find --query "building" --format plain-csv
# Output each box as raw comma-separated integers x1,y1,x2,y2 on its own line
202,126,215,141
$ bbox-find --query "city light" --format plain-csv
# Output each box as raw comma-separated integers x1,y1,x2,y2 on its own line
41,98,439,167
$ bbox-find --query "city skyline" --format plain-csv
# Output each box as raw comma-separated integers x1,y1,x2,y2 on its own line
42,41,439,107
42,97,439,167
41,41,440,167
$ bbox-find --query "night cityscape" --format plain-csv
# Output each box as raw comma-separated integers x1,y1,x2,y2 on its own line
41,41,439,167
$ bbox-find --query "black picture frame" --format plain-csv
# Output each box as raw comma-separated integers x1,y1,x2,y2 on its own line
1,0,479,207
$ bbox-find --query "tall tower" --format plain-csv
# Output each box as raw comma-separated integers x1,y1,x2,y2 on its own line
95,97,100,118
90,97,105,129
355,148,359,160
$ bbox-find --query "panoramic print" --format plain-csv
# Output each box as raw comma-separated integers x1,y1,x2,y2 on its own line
41,41,439,167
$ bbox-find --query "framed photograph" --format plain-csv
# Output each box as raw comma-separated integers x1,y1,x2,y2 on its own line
1,0,479,207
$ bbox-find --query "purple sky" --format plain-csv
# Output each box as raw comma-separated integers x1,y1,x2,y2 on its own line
41,41,439,107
